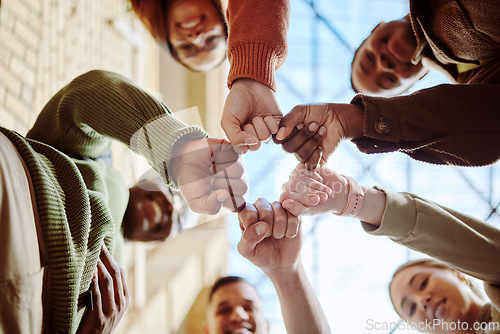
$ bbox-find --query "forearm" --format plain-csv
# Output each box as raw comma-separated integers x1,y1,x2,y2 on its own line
26,70,207,186
226,0,290,91
265,261,331,334
351,83,500,166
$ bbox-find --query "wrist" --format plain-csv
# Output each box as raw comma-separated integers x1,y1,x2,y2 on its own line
356,187,386,227
264,260,302,282
338,104,364,140
332,175,364,217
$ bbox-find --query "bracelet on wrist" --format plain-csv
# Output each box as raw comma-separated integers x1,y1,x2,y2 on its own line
333,175,364,217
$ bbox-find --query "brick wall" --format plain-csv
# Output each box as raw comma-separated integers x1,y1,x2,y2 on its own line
0,0,150,134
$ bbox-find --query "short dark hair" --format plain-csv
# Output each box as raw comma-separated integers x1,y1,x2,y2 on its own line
209,276,254,302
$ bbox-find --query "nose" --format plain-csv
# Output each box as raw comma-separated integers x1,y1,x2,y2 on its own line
379,53,395,71
418,294,433,316
229,306,249,322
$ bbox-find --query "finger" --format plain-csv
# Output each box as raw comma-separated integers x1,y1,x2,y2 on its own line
223,195,246,213
273,124,302,144
252,117,272,142
286,167,329,194
243,123,261,151
281,122,318,154
212,161,245,179
264,115,280,134
100,244,124,307
97,258,114,316
120,267,130,299
120,267,131,310
237,222,270,259
285,212,300,238
281,198,309,217
270,202,288,239
188,189,227,215
91,268,101,314
212,178,248,196
276,105,308,140
293,126,326,163
212,143,239,165
280,190,321,207
254,198,274,230
281,184,328,204
221,118,259,148
304,148,323,171
283,176,331,196
238,203,259,230
293,164,325,184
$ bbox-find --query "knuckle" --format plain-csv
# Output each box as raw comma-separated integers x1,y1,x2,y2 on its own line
282,142,296,153
102,275,113,290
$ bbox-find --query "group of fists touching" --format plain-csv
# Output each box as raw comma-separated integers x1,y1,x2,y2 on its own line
168,79,367,269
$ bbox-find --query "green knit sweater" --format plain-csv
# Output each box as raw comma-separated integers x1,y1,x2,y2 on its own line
0,70,207,333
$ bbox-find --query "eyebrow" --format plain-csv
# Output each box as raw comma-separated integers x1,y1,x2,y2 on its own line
400,274,417,310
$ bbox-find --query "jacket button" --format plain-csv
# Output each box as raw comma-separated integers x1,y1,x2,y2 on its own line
374,117,392,134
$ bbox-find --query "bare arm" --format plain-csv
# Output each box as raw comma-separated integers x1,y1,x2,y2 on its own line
238,200,331,334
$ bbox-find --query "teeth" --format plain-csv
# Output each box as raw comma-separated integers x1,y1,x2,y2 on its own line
180,18,201,29
435,302,445,319
231,329,252,334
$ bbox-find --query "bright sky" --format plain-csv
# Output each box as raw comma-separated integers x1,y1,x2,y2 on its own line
226,0,500,333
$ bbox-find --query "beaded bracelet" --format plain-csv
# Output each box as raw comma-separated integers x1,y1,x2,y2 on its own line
333,175,364,217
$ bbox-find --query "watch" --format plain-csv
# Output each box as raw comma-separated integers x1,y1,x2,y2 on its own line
333,175,364,217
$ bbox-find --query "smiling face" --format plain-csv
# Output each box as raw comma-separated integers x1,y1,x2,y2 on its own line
204,281,269,334
122,184,173,242
351,18,428,96
167,0,227,71
390,265,483,334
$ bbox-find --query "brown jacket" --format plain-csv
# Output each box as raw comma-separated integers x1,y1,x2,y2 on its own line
352,0,500,166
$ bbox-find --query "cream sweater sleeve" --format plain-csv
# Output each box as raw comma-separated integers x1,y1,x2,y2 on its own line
362,189,500,285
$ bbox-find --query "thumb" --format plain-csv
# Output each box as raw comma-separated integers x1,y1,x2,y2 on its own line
189,189,228,215
221,119,258,147
276,105,307,140
238,222,270,257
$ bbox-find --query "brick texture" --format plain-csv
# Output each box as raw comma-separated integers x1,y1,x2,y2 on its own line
0,0,149,133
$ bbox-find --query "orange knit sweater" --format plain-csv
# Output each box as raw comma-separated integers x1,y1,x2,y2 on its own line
226,0,290,91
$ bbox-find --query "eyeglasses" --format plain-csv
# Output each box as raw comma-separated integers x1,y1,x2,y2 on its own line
172,33,225,59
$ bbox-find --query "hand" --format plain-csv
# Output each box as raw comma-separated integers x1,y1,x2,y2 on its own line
77,245,130,334
237,199,301,274
272,122,327,170
281,164,348,217
221,79,283,153
122,180,173,242
171,138,247,215
275,103,364,167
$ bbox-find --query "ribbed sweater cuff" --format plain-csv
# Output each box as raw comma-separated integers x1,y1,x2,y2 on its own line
227,42,280,91
130,114,208,189
351,94,401,142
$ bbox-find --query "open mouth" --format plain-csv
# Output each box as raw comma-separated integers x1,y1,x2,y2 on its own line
433,299,446,320
228,329,253,334
178,16,204,30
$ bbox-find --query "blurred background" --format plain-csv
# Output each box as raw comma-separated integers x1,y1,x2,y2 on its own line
0,0,498,333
